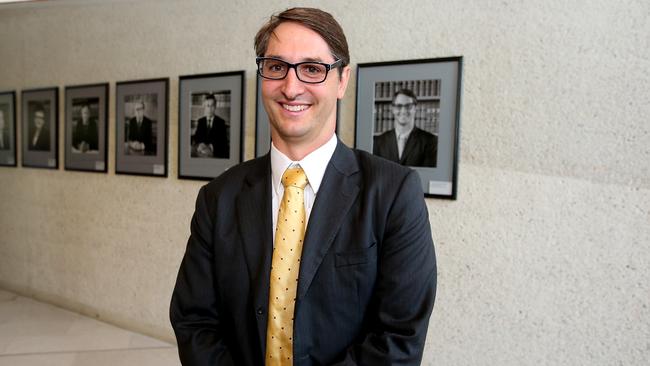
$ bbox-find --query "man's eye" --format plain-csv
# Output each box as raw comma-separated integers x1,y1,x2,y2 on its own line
268,63,285,72
304,65,323,75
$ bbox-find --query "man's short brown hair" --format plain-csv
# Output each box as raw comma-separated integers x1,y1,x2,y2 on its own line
393,89,418,104
254,7,350,69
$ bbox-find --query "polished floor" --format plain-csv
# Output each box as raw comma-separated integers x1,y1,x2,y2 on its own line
0,289,180,366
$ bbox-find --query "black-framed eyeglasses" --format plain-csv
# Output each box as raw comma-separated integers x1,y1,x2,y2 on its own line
391,102,416,110
256,57,343,84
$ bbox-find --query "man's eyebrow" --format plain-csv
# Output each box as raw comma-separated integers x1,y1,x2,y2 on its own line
264,55,326,63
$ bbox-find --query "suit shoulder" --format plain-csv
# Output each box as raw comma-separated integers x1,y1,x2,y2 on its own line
374,129,394,141
414,127,436,139
346,148,424,205
351,148,414,181
202,156,267,195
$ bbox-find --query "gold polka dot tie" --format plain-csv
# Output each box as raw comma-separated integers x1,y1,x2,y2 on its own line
266,166,308,365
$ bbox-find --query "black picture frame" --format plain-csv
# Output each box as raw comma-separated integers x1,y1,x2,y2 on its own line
254,74,271,158
178,71,245,180
0,91,17,167
64,83,109,173
355,57,463,199
115,78,169,177
22,87,59,169
254,73,342,158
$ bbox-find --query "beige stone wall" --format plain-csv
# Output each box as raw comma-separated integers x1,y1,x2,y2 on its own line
0,0,648,364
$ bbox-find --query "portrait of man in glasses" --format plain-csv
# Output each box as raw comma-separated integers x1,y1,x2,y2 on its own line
373,88,438,167
28,102,51,151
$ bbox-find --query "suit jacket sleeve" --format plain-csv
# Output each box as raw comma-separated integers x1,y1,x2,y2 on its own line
194,118,207,144
421,133,437,168
335,169,437,365
170,186,236,366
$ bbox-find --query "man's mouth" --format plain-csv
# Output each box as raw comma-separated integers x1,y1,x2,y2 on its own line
282,104,309,112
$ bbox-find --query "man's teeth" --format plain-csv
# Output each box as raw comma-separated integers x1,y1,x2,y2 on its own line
283,104,308,112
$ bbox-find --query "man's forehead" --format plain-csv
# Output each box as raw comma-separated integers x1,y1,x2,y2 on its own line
264,22,332,62
394,94,415,103
265,53,328,63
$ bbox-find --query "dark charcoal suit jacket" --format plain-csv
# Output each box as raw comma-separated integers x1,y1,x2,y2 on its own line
127,116,155,154
29,126,50,151
0,129,9,150
194,115,229,158
373,127,438,167
170,140,437,366
72,119,99,151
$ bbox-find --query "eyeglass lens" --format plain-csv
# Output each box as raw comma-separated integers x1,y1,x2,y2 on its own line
392,103,415,110
259,59,329,83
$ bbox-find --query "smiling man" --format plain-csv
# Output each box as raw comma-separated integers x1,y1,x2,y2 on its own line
170,7,436,366
373,89,438,167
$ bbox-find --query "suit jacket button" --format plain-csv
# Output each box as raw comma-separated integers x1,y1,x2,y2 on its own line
257,307,264,315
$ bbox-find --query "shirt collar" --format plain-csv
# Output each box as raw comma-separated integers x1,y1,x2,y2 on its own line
395,125,414,139
271,134,338,196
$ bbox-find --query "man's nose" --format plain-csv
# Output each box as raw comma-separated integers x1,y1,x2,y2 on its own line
281,68,304,99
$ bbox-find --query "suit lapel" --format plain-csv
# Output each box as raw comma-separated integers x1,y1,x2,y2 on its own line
400,128,419,165
236,155,273,350
297,142,360,299
385,129,400,162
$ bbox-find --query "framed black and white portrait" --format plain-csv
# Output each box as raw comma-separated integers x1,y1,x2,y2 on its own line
178,71,244,180
0,91,17,167
64,83,108,172
22,87,59,169
355,57,462,199
115,78,168,177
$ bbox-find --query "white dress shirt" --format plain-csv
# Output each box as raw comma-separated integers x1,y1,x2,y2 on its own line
31,127,42,148
270,134,337,244
394,125,413,160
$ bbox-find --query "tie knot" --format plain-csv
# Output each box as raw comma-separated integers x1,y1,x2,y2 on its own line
282,167,308,189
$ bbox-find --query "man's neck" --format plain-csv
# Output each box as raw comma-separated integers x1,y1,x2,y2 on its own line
271,131,335,161
394,123,414,137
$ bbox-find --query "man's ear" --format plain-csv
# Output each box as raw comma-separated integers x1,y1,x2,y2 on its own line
337,66,351,99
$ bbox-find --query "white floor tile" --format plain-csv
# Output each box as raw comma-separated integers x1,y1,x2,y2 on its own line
0,289,179,366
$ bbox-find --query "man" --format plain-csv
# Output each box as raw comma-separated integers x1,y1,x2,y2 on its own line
0,109,8,150
192,94,229,158
373,89,438,167
72,104,99,153
29,105,50,151
126,101,154,155
170,7,436,366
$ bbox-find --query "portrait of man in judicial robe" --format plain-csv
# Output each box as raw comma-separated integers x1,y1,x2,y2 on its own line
28,103,51,151
71,102,99,153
